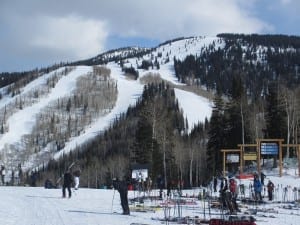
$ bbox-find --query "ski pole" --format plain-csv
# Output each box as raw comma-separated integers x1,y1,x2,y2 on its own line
111,189,116,213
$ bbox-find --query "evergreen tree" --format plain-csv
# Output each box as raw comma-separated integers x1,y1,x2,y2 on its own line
224,74,250,148
132,119,153,164
265,82,287,139
265,82,287,167
206,94,225,178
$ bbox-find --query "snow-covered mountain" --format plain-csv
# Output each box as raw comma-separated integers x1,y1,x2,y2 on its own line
0,36,218,174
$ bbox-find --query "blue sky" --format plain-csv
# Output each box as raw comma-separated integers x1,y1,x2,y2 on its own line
0,0,299,73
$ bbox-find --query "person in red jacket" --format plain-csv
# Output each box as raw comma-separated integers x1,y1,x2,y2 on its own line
229,178,239,212
229,178,237,197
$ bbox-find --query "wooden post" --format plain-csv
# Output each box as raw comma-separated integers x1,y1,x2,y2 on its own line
256,139,261,176
279,140,283,177
239,147,243,174
223,151,226,177
239,145,242,174
223,140,299,178
298,146,300,177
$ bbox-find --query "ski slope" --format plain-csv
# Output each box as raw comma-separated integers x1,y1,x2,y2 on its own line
0,36,216,171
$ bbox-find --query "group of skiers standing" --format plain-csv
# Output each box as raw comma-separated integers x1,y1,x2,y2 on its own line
60,167,131,215
253,172,274,201
215,171,275,214
218,177,240,213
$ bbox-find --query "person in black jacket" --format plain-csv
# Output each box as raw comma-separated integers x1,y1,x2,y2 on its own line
62,170,73,198
112,178,130,215
260,172,266,186
213,176,218,192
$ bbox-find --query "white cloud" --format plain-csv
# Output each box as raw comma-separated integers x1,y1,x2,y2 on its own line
31,15,108,59
181,0,273,35
280,0,292,5
0,0,291,72
80,0,272,42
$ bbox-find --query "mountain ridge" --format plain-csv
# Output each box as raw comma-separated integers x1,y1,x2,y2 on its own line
0,33,299,186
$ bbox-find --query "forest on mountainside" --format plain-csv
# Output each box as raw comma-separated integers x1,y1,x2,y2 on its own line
174,34,300,180
174,34,300,99
37,82,210,188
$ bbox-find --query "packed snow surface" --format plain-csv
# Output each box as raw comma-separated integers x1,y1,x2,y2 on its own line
1,170,300,225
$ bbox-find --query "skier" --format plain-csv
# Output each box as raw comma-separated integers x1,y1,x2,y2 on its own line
253,174,262,201
1,165,5,185
62,170,73,198
146,176,152,194
73,169,81,190
44,178,54,189
157,175,164,199
167,180,172,197
30,172,37,187
213,176,218,192
229,178,239,212
112,177,130,215
229,178,237,197
220,177,228,192
267,180,274,201
219,178,228,207
260,172,266,186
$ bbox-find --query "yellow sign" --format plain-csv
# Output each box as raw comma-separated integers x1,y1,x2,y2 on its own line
244,153,257,161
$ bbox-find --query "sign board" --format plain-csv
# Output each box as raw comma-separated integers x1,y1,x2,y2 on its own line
261,142,279,155
131,169,148,181
244,153,257,161
226,154,239,163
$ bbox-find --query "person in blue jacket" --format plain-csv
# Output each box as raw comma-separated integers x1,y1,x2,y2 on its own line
253,174,262,201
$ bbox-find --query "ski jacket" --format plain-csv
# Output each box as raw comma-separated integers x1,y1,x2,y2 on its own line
253,178,262,193
229,179,237,194
112,179,128,194
220,178,228,193
63,172,73,186
73,169,81,177
267,181,274,191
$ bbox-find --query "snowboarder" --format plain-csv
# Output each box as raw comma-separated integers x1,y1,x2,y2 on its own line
73,169,81,190
112,178,130,215
267,180,274,201
253,174,262,201
62,170,73,198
